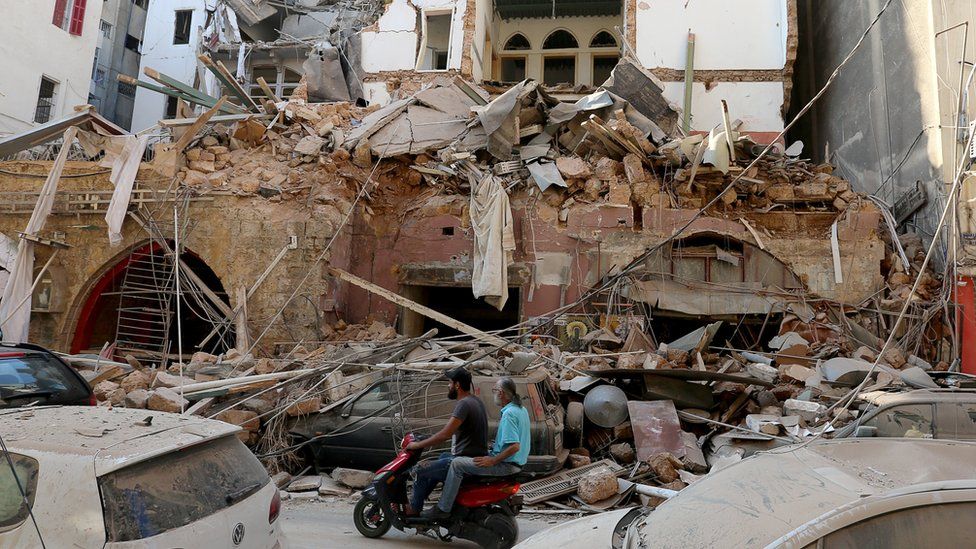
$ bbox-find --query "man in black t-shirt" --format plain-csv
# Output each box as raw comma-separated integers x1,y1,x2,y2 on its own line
404,366,488,515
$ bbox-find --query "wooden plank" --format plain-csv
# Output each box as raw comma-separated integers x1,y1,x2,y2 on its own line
197,54,260,112
172,96,228,152
143,67,234,111
183,397,215,416
256,76,282,103
117,75,245,114
328,267,511,347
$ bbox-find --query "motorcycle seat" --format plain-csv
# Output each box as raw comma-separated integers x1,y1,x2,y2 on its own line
463,473,520,486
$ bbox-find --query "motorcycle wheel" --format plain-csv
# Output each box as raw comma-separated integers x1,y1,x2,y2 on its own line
353,496,391,538
484,513,519,549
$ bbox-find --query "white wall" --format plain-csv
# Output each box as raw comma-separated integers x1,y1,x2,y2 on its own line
131,0,210,131
635,0,788,70
495,16,621,86
360,0,466,73
0,0,101,135
661,81,786,134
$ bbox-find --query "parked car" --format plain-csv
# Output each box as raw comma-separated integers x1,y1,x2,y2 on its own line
516,438,976,548
0,342,94,407
288,369,567,476
0,406,286,548
836,388,976,439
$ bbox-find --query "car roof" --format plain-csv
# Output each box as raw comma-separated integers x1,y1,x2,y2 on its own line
0,343,50,356
858,388,976,406
637,438,976,547
0,406,239,476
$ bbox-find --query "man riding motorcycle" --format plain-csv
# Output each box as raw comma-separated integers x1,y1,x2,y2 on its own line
403,366,488,515
424,376,531,520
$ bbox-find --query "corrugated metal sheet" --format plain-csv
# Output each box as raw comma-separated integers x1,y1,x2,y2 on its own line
495,0,620,20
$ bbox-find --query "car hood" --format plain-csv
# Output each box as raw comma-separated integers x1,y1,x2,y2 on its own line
514,508,635,547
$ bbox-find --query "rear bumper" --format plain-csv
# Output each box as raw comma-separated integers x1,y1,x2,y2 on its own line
521,455,562,477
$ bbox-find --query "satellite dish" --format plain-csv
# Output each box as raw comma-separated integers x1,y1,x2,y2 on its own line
583,385,629,428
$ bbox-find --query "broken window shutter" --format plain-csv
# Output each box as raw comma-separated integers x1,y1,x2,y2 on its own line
52,0,68,28
69,0,87,36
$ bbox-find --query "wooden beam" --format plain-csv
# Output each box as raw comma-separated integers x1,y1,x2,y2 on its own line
197,54,260,112
143,67,239,112
328,267,510,347
117,74,245,114
172,96,227,152
256,76,282,103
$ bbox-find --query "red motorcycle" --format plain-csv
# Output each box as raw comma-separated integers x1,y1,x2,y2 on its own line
353,433,523,549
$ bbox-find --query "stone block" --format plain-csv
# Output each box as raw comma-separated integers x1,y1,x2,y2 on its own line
147,387,189,413
286,397,322,416
288,475,323,492
124,389,149,409
331,468,374,489
120,370,150,393
577,468,618,503
216,409,260,432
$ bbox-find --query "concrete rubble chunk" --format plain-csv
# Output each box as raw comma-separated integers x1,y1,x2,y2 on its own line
319,477,354,497
609,442,635,463
746,362,779,384
648,452,683,483
152,371,195,389
555,156,592,179
783,398,826,422
147,387,189,413
124,389,149,409
120,370,150,393
294,135,326,156
287,476,323,492
286,397,323,416
577,467,619,503
331,468,374,489
271,472,293,489
679,431,708,473
216,409,260,432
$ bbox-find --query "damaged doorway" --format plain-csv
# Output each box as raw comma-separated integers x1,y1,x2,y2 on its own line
70,243,233,362
400,286,521,338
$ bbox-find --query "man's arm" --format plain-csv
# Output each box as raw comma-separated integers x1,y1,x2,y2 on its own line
474,443,519,467
406,417,463,450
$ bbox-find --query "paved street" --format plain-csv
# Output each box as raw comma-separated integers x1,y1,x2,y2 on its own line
280,497,566,548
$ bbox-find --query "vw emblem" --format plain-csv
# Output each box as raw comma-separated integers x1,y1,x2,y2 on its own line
232,522,246,545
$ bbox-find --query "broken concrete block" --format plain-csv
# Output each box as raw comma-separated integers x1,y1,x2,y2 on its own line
186,148,203,161
568,454,592,468
331,468,373,489
254,358,279,375
201,135,219,147
286,397,323,417
152,371,194,389
93,381,121,402
242,397,276,416
746,362,779,384
192,351,218,364
188,160,215,173
294,135,325,156
216,409,260,432
555,156,591,179
679,431,708,473
783,398,826,422
647,453,682,483
779,364,815,384
577,468,619,503
288,475,323,492
271,472,293,489
124,389,149,409
183,169,210,187
120,370,150,393
147,387,189,413
610,442,635,463
606,176,632,205
320,480,353,497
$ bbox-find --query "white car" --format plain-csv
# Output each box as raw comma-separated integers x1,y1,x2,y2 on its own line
0,406,287,548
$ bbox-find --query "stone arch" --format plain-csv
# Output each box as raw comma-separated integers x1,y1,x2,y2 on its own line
66,240,233,361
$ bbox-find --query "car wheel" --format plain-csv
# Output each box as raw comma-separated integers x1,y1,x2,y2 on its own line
353,496,391,538
485,512,519,549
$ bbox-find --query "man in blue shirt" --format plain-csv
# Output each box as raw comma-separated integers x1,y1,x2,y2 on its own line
424,376,531,519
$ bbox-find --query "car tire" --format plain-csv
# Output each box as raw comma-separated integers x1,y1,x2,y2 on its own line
485,512,519,549
353,496,391,538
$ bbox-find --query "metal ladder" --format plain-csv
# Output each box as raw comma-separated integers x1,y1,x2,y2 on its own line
113,244,176,362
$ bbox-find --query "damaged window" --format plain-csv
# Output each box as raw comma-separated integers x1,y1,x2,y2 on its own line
500,57,526,82
669,243,745,284
0,453,38,533
543,29,578,49
99,436,270,542
590,30,617,48
351,382,394,416
504,33,530,50
543,56,575,86
173,10,192,45
417,12,453,71
936,402,976,439
593,55,618,85
863,403,934,438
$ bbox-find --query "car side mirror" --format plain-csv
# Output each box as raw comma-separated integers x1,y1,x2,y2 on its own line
854,425,877,438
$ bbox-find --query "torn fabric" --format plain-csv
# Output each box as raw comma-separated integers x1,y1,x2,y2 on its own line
526,161,567,192
469,172,515,310
0,232,17,296
475,81,529,160
0,127,77,342
302,41,352,102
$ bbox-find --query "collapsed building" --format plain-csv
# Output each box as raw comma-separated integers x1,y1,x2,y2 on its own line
0,0,961,516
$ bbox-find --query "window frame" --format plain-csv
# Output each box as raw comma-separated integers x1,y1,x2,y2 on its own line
415,8,456,72
34,76,59,124
592,53,619,86
503,32,531,51
542,55,577,86
173,9,192,45
542,29,579,50
498,55,527,83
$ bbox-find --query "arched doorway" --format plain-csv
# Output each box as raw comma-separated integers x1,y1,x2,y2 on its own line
70,242,234,363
